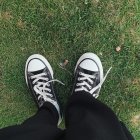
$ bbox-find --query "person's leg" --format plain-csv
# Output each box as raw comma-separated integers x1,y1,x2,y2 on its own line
0,54,64,140
120,122,135,140
65,53,134,140
0,103,63,140
65,92,134,140
22,102,59,126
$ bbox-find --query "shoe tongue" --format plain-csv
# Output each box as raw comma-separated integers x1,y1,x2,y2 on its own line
79,66,98,75
29,68,45,75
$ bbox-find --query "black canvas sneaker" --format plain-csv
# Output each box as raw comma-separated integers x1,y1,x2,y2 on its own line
25,54,63,125
73,53,111,98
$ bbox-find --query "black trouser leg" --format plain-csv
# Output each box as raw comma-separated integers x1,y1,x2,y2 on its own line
23,102,59,126
65,92,134,140
0,92,134,140
120,122,135,140
0,102,64,140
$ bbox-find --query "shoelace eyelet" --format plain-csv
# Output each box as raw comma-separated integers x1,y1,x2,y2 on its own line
78,78,80,81
79,72,82,75
47,83,50,86
90,81,94,84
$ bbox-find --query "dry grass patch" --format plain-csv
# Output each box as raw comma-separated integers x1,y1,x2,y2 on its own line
0,11,13,21
131,113,140,130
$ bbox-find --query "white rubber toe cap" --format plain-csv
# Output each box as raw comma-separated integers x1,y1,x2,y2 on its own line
25,54,53,75
75,52,103,80
79,59,99,71
25,54,53,85
27,59,46,72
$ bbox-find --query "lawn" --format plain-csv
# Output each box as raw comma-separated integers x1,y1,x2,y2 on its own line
0,0,140,139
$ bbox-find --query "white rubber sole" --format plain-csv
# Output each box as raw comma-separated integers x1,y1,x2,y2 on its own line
25,54,53,87
75,52,104,86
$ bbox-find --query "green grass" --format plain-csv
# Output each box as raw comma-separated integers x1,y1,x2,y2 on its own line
0,0,140,139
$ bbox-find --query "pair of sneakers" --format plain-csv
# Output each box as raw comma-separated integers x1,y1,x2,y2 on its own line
25,53,111,125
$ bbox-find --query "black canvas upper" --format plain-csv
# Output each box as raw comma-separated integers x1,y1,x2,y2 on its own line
26,64,56,109
73,59,100,96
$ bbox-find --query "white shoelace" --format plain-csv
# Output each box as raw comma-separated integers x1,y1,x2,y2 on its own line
30,73,64,101
75,67,112,98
